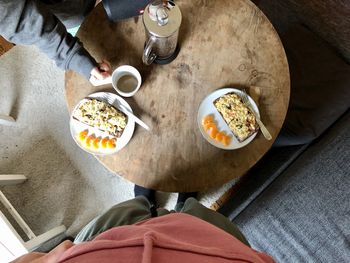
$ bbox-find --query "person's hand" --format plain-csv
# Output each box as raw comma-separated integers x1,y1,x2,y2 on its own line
89,60,112,86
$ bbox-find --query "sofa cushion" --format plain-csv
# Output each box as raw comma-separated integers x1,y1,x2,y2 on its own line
274,25,350,146
233,111,350,262
258,0,350,61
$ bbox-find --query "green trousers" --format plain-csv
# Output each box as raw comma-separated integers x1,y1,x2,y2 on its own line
74,197,249,246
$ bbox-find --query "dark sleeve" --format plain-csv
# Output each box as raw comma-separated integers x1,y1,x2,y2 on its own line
0,0,97,79
103,0,150,22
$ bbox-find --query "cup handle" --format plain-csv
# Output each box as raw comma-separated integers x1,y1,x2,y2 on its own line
90,76,112,86
143,36,157,65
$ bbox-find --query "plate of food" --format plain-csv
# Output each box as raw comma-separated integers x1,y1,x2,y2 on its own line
197,88,260,150
70,92,135,155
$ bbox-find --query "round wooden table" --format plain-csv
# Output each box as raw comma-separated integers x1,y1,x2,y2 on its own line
65,0,290,192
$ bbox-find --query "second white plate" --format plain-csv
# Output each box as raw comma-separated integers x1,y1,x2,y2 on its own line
197,88,260,150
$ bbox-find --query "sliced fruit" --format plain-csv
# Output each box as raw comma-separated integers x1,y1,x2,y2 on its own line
202,115,233,146
204,122,216,131
78,129,89,141
93,137,102,149
202,115,214,125
101,137,109,148
85,134,95,147
107,138,116,149
222,135,231,146
209,127,219,139
215,132,225,142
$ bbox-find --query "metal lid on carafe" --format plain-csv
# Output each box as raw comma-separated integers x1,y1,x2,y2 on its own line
143,0,182,38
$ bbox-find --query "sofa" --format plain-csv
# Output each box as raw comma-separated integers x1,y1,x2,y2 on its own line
220,111,349,262
219,1,350,262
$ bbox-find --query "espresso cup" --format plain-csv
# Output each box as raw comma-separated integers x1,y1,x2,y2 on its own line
111,65,142,97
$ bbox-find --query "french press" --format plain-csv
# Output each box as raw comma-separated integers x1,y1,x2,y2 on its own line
142,0,182,65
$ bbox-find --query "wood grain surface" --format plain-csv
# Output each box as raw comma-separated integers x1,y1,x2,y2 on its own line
0,36,14,56
65,0,290,192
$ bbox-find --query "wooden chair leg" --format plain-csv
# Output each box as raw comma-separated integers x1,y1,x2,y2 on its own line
0,212,28,261
0,115,15,126
0,191,35,239
0,175,27,186
0,174,67,255
25,225,67,251
0,36,14,56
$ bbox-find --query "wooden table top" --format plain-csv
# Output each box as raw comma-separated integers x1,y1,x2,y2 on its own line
65,0,290,192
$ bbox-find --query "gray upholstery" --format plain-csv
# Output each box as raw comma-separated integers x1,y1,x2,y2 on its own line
218,144,309,220
256,1,350,146
257,0,350,61
274,25,350,146
233,112,350,262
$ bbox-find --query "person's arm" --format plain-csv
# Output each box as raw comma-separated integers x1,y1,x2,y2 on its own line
0,0,101,80
102,0,150,22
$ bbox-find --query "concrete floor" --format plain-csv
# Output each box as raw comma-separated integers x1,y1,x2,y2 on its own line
0,46,232,240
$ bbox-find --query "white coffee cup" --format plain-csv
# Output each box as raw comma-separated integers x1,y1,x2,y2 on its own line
92,65,142,97
111,65,142,97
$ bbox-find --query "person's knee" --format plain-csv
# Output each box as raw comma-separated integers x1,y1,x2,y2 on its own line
180,197,208,215
112,196,150,210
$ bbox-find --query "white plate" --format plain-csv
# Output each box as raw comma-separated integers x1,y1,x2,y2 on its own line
70,92,135,155
197,88,260,150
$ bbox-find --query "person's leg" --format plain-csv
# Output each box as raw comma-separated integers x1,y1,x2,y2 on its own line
75,185,170,243
75,196,154,243
180,198,250,246
175,192,198,212
156,207,170,217
134,185,170,216
134,185,156,207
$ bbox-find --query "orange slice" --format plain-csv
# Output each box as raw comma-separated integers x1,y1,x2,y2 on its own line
215,132,225,142
85,134,95,147
107,138,116,149
101,137,109,148
209,127,219,139
202,115,214,125
222,135,231,146
204,123,216,131
93,137,102,149
202,115,231,146
78,129,89,141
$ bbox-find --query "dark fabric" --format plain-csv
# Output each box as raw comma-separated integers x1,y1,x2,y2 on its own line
134,184,156,206
275,25,350,146
74,196,156,243
74,196,249,246
42,0,96,28
181,198,250,247
257,0,350,61
103,0,150,22
235,111,350,262
40,0,64,4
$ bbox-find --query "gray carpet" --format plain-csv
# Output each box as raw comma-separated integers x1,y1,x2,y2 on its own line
234,112,350,262
0,46,233,242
